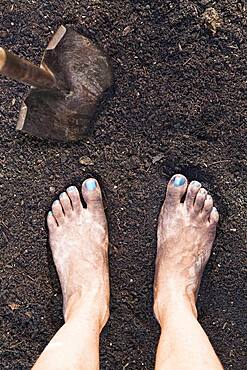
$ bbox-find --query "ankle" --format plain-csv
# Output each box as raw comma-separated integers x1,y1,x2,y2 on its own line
154,287,198,326
64,292,109,331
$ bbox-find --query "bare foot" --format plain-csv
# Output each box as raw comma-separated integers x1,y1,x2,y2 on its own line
47,178,109,330
154,174,219,324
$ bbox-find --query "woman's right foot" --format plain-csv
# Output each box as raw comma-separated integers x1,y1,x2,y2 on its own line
154,174,219,324
47,178,109,330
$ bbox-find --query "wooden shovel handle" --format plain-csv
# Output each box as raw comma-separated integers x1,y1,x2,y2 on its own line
0,47,56,89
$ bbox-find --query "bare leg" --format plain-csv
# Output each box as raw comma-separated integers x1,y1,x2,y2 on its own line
154,174,224,370
32,178,109,370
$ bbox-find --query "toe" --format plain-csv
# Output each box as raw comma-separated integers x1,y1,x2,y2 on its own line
59,192,72,215
47,211,57,229
185,180,201,209
209,207,219,225
165,174,188,207
194,187,207,213
51,200,64,225
67,186,83,213
81,178,104,214
202,194,213,219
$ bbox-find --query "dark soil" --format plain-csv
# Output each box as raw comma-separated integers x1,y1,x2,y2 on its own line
0,1,246,369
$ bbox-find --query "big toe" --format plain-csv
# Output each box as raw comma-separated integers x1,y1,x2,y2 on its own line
81,178,105,215
164,174,188,207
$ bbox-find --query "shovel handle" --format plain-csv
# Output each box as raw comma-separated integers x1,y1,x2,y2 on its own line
0,47,56,89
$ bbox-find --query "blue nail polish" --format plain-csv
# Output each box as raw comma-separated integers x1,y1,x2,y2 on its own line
67,186,77,192
48,211,53,216
60,192,66,197
173,176,186,187
53,199,60,204
85,179,97,191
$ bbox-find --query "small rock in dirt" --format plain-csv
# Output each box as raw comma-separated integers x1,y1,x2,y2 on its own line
0,30,7,37
202,8,222,35
49,186,56,194
8,303,21,310
25,311,32,318
79,156,94,166
122,26,132,36
152,153,164,164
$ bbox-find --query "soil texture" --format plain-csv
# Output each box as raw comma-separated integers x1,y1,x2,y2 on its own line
0,1,246,369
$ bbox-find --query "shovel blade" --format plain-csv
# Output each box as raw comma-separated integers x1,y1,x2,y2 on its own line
17,26,112,141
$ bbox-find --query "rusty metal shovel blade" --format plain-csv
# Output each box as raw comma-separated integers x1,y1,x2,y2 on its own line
0,25,113,141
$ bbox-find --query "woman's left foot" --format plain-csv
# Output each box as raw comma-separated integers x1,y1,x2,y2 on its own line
154,174,219,323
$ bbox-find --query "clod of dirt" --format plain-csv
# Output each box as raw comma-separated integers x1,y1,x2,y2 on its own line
79,156,94,166
202,7,222,35
8,303,21,310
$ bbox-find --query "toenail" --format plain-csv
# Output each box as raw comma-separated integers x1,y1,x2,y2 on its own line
85,179,97,191
53,200,60,205
67,186,77,192
60,192,67,197
48,211,53,217
172,176,186,187
192,181,201,187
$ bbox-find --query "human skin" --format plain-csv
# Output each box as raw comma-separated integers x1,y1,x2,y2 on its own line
32,175,223,370
32,178,109,370
154,174,223,370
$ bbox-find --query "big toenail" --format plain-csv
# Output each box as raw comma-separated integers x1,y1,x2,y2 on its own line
172,176,186,187
85,179,97,191
67,186,77,192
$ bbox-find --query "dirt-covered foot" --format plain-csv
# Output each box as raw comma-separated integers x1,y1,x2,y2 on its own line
47,178,109,330
154,174,219,324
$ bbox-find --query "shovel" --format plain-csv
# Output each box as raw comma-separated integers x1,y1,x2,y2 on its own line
0,25,113,141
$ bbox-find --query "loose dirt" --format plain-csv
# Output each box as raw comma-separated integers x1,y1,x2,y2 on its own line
0,1,246,369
